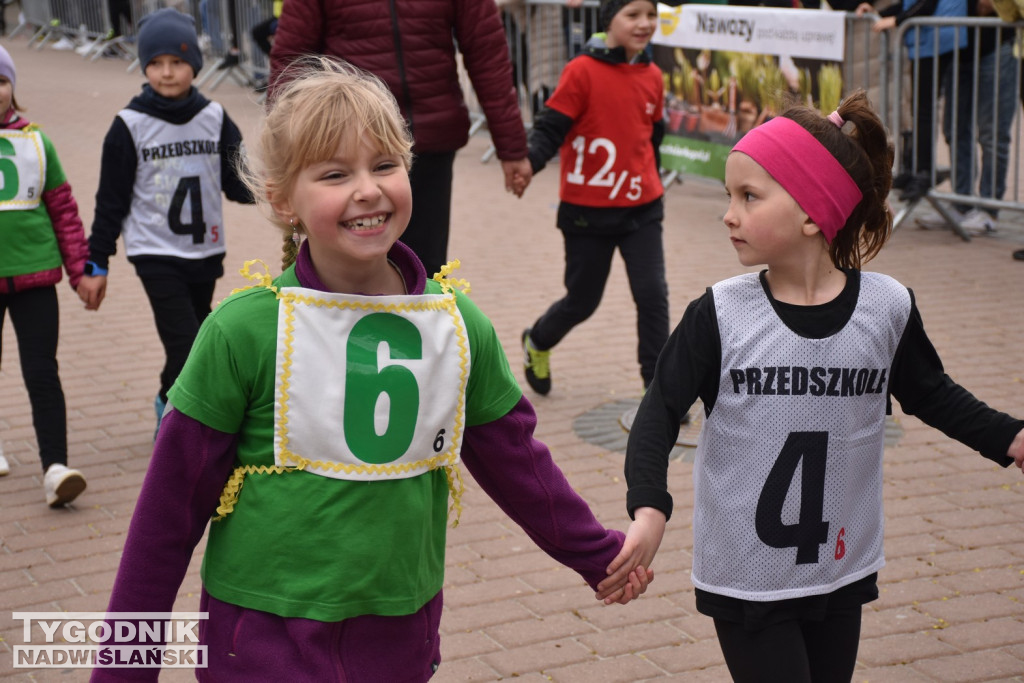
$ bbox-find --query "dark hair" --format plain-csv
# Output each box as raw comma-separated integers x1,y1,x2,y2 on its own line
781,90,893,269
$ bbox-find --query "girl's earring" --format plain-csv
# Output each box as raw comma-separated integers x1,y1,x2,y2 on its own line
289,218,301,247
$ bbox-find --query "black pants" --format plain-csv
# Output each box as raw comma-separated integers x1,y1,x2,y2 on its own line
251,16,277,57
140,276,216,402
107,0,132,37
911,51,954,173
0,286,67,472
529,220,669,386
403,151,455,278
713,607,862,683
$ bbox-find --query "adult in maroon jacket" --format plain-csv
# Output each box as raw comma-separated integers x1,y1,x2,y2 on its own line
269,0,533,277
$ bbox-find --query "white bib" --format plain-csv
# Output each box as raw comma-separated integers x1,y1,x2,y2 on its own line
273,287,469,481
0,130,46,211
119,105,226,259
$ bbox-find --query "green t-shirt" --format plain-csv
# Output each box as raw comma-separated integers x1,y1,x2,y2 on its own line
169,265,522,621
0,127,65,277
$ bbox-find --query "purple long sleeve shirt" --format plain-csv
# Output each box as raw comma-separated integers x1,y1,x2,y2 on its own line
92,241,624,682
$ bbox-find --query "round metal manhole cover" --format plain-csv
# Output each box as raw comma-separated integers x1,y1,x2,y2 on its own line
573,398,903,463
572,398,702,463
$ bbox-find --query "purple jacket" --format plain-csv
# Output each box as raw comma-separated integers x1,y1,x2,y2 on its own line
92,242,624,681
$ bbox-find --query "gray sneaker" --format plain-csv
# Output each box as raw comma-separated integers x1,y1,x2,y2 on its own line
961,209,996,235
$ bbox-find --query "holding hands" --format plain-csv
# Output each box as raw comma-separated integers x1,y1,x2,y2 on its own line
501,158,532,198
596,507,667,605
77,275,107,311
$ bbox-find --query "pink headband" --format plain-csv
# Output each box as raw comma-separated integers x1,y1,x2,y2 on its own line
731,116,862,243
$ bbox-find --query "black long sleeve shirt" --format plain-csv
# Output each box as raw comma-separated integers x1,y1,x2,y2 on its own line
625,269,1022,521
89,85,253,280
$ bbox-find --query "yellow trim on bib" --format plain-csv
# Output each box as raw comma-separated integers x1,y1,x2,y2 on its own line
212,463,300,521
212,259,470,526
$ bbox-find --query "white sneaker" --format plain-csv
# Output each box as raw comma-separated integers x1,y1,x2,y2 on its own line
0,443,9,476
51,36,77,51
961,209,996,235
915,210,963,230
43,464,86,507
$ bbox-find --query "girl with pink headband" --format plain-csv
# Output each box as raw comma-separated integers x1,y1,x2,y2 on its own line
608,90,1024,681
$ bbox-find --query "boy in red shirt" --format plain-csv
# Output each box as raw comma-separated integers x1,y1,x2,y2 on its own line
518,0,668,396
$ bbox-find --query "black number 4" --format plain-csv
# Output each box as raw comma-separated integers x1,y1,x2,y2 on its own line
755,431,830,565
168,176,206,244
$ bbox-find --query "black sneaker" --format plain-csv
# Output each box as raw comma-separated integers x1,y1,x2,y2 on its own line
899,173,931,202
1013,249,1024,261
522,329,552,395
217,53,240,70
892,171,913,190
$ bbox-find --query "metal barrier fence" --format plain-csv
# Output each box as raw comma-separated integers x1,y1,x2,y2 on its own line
195,0,274,92
492,0,600,135
13,0,199,58
17,0,1024,235
12,0,266,87
892,16,1024,238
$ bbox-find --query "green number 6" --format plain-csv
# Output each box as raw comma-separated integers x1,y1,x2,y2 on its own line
344,313,422,463
0,138,20,202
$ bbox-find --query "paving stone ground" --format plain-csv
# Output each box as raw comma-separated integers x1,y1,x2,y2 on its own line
1,19,1024,682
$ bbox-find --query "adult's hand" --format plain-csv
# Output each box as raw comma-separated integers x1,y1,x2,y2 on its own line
871,15,896,31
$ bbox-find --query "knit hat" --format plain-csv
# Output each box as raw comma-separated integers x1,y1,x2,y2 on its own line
0,45,15,91
599,0,654,31
137,8,203,76
599,0,626,31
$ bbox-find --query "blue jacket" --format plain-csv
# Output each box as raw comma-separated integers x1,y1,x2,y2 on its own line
903,0,967,57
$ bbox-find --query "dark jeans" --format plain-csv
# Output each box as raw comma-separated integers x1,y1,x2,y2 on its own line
139,276,216,401
529,220,669,386
0,286,67,472
404,151,455,278
947,42,1018,216
714,605,862,683
911,51,955,174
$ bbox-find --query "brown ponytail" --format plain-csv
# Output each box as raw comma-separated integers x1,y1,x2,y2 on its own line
281,231,299,272
782,90,893,269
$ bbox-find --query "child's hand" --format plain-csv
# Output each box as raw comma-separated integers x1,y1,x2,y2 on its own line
501,158,532,198
596,507,667,605
78,275,107,311
1008,428,1024,472
598,565,654,605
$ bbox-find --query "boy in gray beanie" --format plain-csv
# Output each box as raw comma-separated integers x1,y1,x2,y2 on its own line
80,7,254,439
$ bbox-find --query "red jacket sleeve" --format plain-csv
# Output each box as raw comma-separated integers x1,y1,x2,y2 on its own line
454,0,528,160
42,181,89,289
